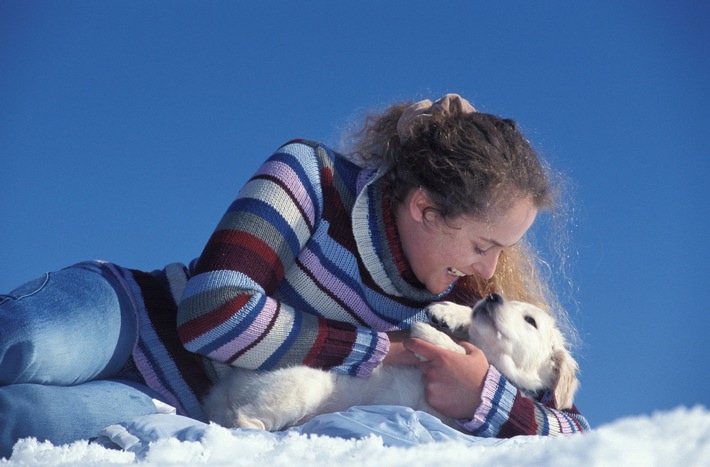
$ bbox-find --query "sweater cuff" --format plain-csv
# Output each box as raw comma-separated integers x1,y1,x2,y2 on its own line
345,330,390,377
457,365,517,436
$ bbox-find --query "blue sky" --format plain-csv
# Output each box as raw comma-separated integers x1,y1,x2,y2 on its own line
1,1,708,429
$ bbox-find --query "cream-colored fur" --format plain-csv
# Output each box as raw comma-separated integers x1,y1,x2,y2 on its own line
202,294,579,431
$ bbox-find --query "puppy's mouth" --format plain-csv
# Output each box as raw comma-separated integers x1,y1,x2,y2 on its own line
472,294,503,330
447,267,466,277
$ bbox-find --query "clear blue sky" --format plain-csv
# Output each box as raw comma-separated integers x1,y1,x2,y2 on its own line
1,1,708,428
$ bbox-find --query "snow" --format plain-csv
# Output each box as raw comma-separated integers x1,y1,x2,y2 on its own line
3,406,709,466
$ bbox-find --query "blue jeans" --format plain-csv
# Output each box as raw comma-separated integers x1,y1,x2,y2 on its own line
0,261,165,458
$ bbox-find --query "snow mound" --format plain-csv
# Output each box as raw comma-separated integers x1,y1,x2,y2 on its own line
3,406,709,466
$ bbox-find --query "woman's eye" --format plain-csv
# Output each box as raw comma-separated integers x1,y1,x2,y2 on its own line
524,316,537,328
474,245,487,256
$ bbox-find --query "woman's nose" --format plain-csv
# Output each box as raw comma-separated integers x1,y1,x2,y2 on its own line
472,254,499,280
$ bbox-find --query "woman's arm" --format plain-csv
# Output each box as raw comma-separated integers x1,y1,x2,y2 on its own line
405,338,590,437
177,141,388,376
459,365,590,437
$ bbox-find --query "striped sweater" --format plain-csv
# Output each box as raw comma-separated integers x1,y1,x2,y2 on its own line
124,139,589,436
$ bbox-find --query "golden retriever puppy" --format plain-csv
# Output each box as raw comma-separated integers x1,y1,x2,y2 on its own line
203,294,579,430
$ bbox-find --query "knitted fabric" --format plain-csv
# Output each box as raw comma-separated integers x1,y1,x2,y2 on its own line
105,261,210,421
112,139,588,435
176,140,446,378
458,366,590,436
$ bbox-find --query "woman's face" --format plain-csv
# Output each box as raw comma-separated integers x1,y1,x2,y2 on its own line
396,190,538,295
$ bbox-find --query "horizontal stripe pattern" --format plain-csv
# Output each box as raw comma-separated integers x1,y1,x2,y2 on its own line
103,139,588,437
178,140,409,376
107,263,208,421
459,365,590,437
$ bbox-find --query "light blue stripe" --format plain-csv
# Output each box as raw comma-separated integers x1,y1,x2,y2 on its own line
179,270,268,353
181,269,263,302
331,329,378,376
119,270,205,420
477,373,513,437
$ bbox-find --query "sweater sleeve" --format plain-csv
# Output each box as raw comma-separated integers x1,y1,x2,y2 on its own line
458,366,590,437
177,141,388,377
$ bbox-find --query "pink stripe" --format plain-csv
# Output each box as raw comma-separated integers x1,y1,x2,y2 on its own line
553,408,575,435
465,366,501,432
299,247,396,330
255,160,316,226
132,348,185,414
355,336,389,377
208,295,279,361
100,262,189,415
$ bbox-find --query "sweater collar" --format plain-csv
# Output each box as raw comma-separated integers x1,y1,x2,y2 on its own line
352,167,453,301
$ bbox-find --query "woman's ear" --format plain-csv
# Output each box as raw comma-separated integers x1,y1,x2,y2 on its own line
408,188,432,223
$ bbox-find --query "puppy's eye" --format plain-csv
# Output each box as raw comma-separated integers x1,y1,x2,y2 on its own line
524,316,537,328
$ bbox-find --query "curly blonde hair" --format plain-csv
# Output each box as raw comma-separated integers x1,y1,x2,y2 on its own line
342,100,577,345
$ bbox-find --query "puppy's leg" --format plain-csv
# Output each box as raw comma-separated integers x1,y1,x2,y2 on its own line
425,301,473,337
410,322,465,356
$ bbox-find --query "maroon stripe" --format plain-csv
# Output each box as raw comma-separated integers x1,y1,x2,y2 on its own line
178,294,250,344
303,317,331,367
197,230,285,292
498,392,539,437
322,166,429,308
320,166,358,256
308,317,359,370
130,269,211,399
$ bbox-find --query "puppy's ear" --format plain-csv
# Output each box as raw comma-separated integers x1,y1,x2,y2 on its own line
551,346,579,410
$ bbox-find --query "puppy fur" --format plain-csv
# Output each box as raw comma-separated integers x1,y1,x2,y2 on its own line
202,294,579,431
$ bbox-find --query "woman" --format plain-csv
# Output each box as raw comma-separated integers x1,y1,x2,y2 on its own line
0,94,588,457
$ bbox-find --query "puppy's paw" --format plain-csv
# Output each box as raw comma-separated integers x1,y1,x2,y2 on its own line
236,412,269,431
410,322,465,355
425,302,473,335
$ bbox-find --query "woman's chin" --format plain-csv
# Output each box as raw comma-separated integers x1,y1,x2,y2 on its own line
426,278,458,295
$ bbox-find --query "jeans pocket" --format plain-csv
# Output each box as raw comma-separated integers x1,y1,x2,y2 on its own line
0,272,51,303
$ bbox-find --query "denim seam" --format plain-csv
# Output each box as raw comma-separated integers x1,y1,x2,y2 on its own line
0,272,51,304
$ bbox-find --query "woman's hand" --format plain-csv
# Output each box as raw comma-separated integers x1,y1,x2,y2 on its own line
404,337,489,420
383,330,422,366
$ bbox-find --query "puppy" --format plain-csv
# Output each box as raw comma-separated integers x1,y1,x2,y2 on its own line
202,294,579,431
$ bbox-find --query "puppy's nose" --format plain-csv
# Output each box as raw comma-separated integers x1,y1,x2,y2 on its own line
486,293,503,304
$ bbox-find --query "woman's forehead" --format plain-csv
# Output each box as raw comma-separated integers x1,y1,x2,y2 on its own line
459,199,538,244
